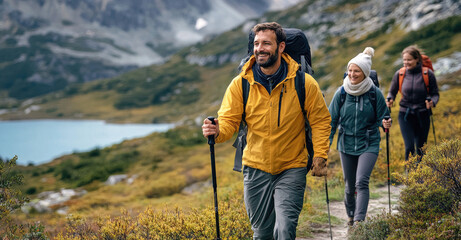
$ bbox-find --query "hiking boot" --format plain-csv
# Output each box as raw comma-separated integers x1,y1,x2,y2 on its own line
354,220,363,226
347,217,354,227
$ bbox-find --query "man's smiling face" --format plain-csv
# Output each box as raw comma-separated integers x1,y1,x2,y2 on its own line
254,30,280,68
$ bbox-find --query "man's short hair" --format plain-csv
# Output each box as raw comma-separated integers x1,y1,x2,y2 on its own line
252,22,286,44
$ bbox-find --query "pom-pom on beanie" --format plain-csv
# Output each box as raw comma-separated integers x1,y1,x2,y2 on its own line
347,47,374,78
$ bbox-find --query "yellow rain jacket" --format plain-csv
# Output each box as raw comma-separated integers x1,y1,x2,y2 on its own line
216,53,331,175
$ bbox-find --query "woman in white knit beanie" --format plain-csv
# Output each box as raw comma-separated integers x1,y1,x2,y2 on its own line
328,47,392,227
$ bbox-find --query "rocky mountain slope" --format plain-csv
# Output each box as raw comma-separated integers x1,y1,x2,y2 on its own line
185,0,460,67
0,0,301,99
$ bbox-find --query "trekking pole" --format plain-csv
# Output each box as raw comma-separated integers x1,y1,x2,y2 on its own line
426,97,437,145
207,117,221,240
384,115,391,214
324,175,333,240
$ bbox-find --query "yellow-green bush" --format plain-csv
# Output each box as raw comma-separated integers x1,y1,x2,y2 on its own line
56,188,251,239
348,139,461,239
396,139,461,205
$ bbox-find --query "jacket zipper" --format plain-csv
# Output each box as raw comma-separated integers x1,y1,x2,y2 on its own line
355,95,358,152
278,84,285,127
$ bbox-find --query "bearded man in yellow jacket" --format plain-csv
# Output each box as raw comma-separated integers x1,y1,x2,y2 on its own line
202,22,331,239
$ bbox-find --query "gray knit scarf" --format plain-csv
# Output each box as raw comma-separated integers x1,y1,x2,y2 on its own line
342,76,374,96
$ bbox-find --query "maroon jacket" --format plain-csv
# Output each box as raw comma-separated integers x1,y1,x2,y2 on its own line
387,63,439,113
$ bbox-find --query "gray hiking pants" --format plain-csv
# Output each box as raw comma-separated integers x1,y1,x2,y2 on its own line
340,152,378,221
243,166,307,240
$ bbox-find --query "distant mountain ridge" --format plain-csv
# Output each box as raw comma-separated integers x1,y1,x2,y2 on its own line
0,0,301,99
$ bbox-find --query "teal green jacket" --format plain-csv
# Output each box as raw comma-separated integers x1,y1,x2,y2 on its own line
328,86,389,155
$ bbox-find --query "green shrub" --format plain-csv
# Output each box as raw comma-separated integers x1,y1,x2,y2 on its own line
0,156,28,219
0,156,49,239
114,89,152,109
418,213,461,240
348,213,391,240
53,149,139,187
144,181,185,198
112,61,200,109
26,187,37,195
387,212,461,240
2,221,50,240
398,183,454,223
396,139,461,205
21,224,49,240
422,139,461,203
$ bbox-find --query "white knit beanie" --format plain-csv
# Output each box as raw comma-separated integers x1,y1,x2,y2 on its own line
347,47,374,78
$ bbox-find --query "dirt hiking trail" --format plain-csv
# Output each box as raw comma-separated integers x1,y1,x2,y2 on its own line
299,185,401,240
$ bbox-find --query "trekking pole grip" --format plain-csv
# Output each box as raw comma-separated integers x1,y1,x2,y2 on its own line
207,117,216,145
426,97,433,114
384,115,390,133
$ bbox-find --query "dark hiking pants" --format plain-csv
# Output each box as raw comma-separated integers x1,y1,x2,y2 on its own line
340,152,378,221
243,166,306,240
398,110,431,160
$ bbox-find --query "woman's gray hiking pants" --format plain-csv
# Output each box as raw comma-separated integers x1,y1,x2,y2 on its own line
243,166,307,240
340,152,378,222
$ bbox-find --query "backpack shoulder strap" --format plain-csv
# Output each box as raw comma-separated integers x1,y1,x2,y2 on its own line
295,71,313,170
399,67,430,93
232,77,250,172
300,55,314,75
339,86,346,109
398,67,406,93
242,77,250,118
369,70,379,88
295,71,306,113
368,85,377,122
422,67,430,93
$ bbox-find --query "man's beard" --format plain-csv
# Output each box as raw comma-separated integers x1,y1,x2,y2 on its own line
256,45,279,68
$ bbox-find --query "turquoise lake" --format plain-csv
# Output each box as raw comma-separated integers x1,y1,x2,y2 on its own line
0,119,174,165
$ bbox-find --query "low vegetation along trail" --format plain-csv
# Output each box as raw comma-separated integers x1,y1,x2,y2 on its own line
300,185,402,240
